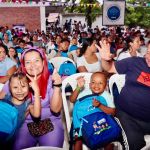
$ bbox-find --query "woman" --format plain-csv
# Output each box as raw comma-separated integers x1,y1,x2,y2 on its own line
0,47,64,149
117,36,142,61
2,33,13,49
0,44,17,83
76,38,102,73
8,47,20,67
96,40,150,150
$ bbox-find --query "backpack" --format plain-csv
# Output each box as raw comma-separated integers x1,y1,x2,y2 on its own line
0,101,18,142
72,94,121,149
59,61,76,76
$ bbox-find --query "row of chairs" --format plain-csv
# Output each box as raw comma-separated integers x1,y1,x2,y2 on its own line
1,55,150,149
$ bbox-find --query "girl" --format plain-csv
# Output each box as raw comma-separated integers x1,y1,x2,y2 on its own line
3,71,41,129
117,36,142,61
76,38,103,73
8,47,20,67
0,71,41,149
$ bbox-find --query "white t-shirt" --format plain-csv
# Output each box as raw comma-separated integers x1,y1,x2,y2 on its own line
117,51,142,61
77,53,102,72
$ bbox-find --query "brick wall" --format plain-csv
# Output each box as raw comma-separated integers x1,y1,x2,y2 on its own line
0,7,41,31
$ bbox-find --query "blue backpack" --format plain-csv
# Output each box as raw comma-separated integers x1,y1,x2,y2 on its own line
0,101,18,142
72,94,121,149
59,61,76,76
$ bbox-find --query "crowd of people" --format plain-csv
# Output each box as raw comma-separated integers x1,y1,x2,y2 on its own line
0,22,150,150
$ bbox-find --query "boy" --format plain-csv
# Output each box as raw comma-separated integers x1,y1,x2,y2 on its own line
70,72,115,150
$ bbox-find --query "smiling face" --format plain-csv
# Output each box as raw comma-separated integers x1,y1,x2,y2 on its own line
90,72,107,94
24,51,44,77
9,47,16,57
60,41,70,51
10,76,29,102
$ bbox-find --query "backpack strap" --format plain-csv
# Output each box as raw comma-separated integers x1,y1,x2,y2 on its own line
78,93,99,102
2,94,14,107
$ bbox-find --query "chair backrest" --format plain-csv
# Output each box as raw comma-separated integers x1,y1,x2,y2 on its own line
62,73,92,135
22,146,64,150
109,74,125,99
49,57,76,71
68,50,78,63
0,83,4,92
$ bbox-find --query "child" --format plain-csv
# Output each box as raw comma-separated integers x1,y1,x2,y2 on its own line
0,72,41,147
70,72,116,150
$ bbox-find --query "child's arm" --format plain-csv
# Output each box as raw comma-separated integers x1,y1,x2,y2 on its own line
26,73,41,118
50,69,62,113
70,76,85,103
93,99,116,116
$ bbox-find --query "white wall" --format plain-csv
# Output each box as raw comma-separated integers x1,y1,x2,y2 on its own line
61,13,103,29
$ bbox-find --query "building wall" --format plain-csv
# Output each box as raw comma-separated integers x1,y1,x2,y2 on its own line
61,13,103,29
0,7,41,31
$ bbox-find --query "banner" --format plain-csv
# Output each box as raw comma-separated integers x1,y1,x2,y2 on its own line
102,0,125,26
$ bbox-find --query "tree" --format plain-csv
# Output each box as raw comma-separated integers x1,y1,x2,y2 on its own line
64,0,102,28
125,5,150,28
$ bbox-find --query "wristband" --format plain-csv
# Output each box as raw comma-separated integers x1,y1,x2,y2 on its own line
76,86,81,92
53,83,62,87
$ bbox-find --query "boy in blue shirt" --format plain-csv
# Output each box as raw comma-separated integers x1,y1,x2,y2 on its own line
70,72,116,150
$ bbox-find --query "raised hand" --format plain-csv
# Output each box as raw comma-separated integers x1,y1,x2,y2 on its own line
95,40,112,61
76,76,85,89
26,70,40,95
52,68,62,85
92,98,101,107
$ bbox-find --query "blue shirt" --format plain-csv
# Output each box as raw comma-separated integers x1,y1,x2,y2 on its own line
115,57,150,121
3,94,30,129
0,57,16,76
69,45,78,52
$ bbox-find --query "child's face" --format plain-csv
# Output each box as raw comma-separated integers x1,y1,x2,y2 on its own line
90,74,106,94
72,39,77,45
61,41,70,51
10,77,29,101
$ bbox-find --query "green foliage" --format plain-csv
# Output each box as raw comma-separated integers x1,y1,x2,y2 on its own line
125,6,150,28
64,0,150,28
64,0,102,27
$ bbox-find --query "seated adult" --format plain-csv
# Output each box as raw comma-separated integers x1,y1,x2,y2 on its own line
117,36,142,61
77,38,103,73
0,44,17,84
0,47,64,149
96,40,150,150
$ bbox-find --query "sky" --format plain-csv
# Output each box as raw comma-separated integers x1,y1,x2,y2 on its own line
98,0,103,4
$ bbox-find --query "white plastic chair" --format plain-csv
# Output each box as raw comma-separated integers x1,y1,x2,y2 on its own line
109,74,150,150
22,146,64,150
109,74,125,96
0,83,4,91
68,50,78,63
62,73,92,150
49,56,76,71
